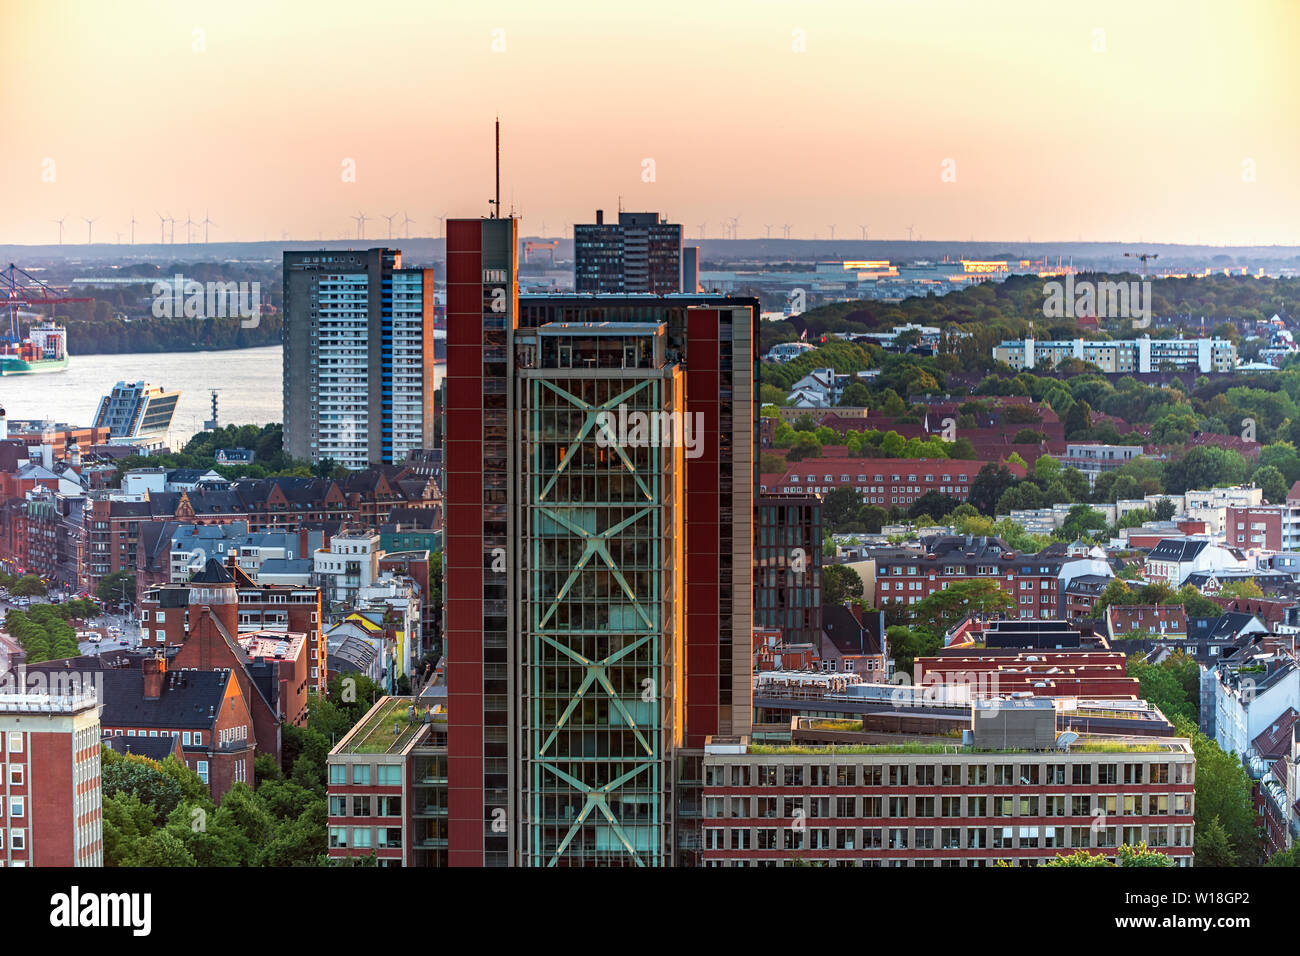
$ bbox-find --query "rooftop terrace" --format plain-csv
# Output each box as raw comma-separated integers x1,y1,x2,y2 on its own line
334,696,432,755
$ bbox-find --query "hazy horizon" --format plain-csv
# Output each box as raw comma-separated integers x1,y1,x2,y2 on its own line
3,0,1298,247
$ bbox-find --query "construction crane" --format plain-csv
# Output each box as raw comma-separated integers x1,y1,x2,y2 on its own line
1124,252,1159,275
522,239,559,265
1,263,91,341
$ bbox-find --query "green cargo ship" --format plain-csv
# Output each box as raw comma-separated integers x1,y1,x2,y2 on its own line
0,322,69,375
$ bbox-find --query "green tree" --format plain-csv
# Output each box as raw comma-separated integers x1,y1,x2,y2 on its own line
1217,578,1263,600
96,569,137,607
9,574,47,597
1172,716,1259,865
910,579,1015,635
822,563,865,606
1253,464,1288,504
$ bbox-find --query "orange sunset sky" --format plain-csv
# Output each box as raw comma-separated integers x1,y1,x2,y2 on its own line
2,0,1298,247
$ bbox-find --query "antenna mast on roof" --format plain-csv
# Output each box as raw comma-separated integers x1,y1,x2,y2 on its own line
489,118,501,219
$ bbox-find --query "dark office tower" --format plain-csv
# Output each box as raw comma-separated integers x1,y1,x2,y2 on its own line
574,210,683,293
756,493,823,645
445,212,756,866
282,249,435,468
682,245,700,293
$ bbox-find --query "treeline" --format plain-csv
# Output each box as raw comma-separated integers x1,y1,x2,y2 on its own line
110,423,347,482
56,313,283,354
763,273,1300,351
4,599,99,663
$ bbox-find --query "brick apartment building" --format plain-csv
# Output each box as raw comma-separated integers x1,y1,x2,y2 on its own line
869,536,1113,620
0,689,102,867
80,468,440,597
759,458,1013,507
1225,505,1284,551
140,558,326,696
98,658,254,803
327,695,448,867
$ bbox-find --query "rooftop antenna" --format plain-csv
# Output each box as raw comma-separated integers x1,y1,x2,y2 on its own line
489,117,501,219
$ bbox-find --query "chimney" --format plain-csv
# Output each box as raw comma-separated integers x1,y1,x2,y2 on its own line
142,654,167,700
595,209,604,225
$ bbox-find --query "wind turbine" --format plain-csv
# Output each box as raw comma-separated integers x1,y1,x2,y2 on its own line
828,224,837,241
906,224,914,242
382,213,397,239
129,213,138,244
53,217,65,245
156,212,167,244
352,212,370,240
729,216,740,240
859,224,868,240
782,224,792,240
201,210,215,243
697,223,707,240
402,212,415,239
82,216,97,245
182,212,196,244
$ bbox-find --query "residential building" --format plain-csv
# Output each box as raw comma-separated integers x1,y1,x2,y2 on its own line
1211,656,1300,759
139,558,326,697
1058,443,1146,489
327,695,447,866
1144,538,1251,587
993,336,1236,374
699,698,1195,866
0,689,102,867
765,341,817,363
282,248,436,468
866,536,1112,619
760,458,1002,505
96,657,255,803
313,529,382,611
92,381,180,447
1106,605,1189,641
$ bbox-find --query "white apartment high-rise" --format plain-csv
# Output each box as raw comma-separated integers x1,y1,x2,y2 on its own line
282,248,435,469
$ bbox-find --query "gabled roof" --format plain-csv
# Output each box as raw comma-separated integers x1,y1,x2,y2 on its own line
99,668,231,729
820,605,882,657
106,735,181,762
1252,707,1300,759
1147,538,1208,562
